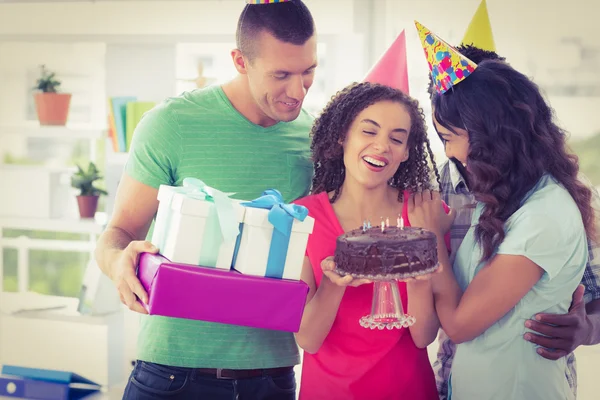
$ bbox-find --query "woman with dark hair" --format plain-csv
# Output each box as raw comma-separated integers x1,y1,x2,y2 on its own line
293,81,443,400
412,23,596,400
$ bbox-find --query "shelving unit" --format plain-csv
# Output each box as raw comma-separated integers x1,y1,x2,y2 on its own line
0,124,112,294
0,124,127,389
0,124,105,140
0,214,107,235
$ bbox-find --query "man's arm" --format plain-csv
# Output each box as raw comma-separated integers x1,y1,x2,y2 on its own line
584,299,600,345
525,288,600,359
95,173,160,313
525,262,600,358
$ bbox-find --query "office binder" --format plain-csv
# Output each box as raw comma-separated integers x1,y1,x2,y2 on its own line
0,366,100,400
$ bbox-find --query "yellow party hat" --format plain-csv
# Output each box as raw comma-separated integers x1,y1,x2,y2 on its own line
415,21,477,94
461,0,496,51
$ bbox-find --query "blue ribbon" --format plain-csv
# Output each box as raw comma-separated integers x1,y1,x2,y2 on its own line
154,178,239,268
240,189,308,279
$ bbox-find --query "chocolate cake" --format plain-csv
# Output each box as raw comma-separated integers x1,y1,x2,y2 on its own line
334,226,439,280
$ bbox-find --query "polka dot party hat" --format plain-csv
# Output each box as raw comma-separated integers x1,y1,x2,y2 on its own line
415,20,477,94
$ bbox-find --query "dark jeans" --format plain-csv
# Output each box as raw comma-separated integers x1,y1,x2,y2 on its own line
123,361,297,400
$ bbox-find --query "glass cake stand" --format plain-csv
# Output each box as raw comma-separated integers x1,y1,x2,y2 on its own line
361,278,415,330
337,264,439,330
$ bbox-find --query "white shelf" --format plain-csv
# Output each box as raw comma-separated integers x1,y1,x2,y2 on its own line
0,124,106,140
0,212,107,235
0,292,120,325
0,291,75,315
0,163,75,173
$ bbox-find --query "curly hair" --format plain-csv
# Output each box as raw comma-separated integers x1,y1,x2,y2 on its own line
430,45,507,189
433,60,597,261
310,82,440,202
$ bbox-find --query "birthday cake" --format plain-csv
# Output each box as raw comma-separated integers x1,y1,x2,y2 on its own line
334,225,439,280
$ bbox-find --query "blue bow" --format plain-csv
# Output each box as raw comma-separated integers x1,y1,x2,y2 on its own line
240,189,308,278
181,177,239,240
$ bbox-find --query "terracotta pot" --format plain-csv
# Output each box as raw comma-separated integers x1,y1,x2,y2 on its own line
34,92,72,126
76,195,99,218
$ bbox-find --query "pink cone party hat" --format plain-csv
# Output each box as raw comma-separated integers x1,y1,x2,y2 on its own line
364,30,410,94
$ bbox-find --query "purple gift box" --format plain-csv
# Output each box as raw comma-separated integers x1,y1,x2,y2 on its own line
137,252,309,332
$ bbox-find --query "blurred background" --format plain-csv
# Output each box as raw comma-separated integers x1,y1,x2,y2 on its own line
0,0,598,398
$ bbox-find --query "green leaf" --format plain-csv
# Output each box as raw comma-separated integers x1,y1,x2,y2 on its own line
33,65,62,93
70,161,107,197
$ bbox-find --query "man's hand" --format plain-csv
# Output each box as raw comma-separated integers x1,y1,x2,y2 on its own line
111,241,159,314
524,285,590,360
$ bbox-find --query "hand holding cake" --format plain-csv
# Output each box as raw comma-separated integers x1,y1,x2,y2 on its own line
320,256,373,287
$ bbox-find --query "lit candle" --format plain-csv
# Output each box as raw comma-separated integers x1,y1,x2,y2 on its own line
367,220,372,229
397,215,401,228
362,221,367,232
386,217,390,227
400,216,404,230
381,221,385,232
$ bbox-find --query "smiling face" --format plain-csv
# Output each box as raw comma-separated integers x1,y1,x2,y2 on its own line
341,100,411,190
241,31,317,126
432,111,470,165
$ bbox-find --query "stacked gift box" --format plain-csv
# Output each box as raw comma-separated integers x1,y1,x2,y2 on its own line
137,178,314,332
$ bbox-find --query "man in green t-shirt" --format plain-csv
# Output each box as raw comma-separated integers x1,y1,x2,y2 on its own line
95,1,317,398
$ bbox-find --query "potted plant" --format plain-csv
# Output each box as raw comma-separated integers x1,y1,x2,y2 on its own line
71,161,108,218
33,64,72,126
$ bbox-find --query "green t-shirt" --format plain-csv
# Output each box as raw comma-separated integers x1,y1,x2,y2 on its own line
125,85,314,368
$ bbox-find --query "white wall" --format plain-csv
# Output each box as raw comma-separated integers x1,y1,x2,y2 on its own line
0,0,373,131
0,42,106,125
1,0,597,153
105,43,176,102
379,0,600,154
0,0,355,36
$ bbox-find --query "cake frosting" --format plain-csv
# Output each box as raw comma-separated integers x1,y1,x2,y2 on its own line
334,226,439,280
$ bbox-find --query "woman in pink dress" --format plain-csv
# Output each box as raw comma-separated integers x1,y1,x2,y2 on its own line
294,82,450,400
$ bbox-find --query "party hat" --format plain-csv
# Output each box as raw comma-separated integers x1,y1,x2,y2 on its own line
364,30,410,94
461,0,496,51
414,21,477,94
246,0,291,4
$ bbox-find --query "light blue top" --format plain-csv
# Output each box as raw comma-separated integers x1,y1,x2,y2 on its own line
450,174,588,400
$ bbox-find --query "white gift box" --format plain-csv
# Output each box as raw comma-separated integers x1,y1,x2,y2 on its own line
151,184,245,270
233,207,314,281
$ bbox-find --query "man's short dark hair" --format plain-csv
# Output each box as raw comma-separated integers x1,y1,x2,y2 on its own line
427,44,507,99
236,0,315,62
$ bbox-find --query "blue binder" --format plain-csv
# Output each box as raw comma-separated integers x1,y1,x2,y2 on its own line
0,366,100,400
